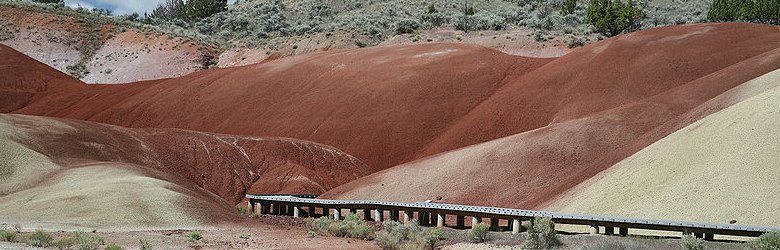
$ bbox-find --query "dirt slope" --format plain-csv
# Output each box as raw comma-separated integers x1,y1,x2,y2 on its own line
0,44,81,112
417,23,780,157
546,69,780,227
0,4,217,83
0,113,369,213
12,43,550,171
322,24,780,211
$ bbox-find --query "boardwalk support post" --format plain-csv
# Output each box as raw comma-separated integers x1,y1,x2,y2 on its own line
619,227,628,236
589,225,599,235
512,219,521,234
605,227,615,236
404,210,413,224
457,215,465,228
374,209,383,222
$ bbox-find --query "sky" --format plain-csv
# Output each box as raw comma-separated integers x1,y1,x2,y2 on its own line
63,0,237,15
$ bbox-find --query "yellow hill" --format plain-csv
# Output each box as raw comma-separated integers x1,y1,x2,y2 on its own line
546,69,780,227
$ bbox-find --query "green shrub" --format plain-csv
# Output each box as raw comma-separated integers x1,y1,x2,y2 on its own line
239,233,251,239
523,217,559,249
466,223,490,243
236,205,250,215
562,0,577,15
53,236,77,249
105,244,125,250
586,0,646,37
375,220,442,250
680,234,704,250
707,0,780,24
375,229,404,250
53,231,105,250
754,231,780,250
417,227,443,250
0,230,16,242
186,231,203,242
427,4,437,14
395,19,421,34
183,0,227,20
27,230,53,247
305,213,375,240
140,239,153,250
32,0,63,4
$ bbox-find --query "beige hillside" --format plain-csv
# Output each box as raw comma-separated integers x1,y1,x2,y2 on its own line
546,69,780,227
0,115,236,231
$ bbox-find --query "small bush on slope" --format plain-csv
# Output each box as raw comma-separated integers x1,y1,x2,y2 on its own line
53,231,104,250
305,213,375,240
105,244,125,250
139,239,153,250
0,230,16,242
754,231,780,250
186,231,203,242
466,223,490,243
26,230,53,247
375,220,443,250
53,236,77,249
523,217,559,249
680,234,704,250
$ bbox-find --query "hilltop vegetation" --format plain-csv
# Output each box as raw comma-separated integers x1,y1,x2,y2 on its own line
2,0,723,50
6,0,779,81
151,0,717,47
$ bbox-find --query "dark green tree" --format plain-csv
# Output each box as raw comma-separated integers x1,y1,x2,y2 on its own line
586,0,646,37
427,3,438,14
466,6,476,15
562,0,577,15
32,0,64,4
184,0,228,20
751,0,780,24
708,0,780,24
150,0,185,20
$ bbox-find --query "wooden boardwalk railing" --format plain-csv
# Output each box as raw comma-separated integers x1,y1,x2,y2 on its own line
246,194,779,240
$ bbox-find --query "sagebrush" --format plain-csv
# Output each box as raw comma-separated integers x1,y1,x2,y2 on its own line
375,220,443,250
680,234,704,250
305,213,375,240
523,217,559,249
26,230,53,247
754,231,780,250
466,223,490,243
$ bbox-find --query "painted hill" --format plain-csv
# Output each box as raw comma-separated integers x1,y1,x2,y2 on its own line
0,3,217,83
0,113,368,228
321,23,780,219
4,23,780,228
11,43,551,171
545,69,780,227
0,44,81,112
